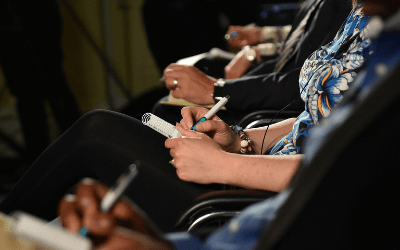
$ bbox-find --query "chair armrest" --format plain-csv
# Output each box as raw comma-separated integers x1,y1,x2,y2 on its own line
176,189,277,231
238,110,301,129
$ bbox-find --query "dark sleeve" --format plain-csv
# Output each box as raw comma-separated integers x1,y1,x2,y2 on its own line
222,68,305,112
244,59,278,77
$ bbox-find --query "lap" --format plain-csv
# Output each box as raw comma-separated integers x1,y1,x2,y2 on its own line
0,109,222,232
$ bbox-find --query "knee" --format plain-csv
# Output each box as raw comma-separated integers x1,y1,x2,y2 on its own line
73,109,116,133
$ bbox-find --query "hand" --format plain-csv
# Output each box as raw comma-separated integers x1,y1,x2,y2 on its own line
58,179,172,250
179,107,240,153
224,49,252,79
165,125,232,184
163,64,216,105
226,25,263,49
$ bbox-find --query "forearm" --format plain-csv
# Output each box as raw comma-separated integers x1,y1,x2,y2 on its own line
209,118,299,192
220,152,302,192
245,118,296,154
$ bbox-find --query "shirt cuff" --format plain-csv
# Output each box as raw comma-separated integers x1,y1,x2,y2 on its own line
166,232,203,250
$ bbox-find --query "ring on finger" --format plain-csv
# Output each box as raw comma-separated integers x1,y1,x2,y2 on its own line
173,79,178,87
169,159,175,165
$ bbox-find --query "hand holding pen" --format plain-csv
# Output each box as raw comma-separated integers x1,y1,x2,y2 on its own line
177,100,241,153
191,95,230,131
58,162,171,249
80,162,140,236
58,161,141,236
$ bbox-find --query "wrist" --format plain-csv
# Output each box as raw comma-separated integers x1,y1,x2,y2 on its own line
230,125,254,154
233,133,242,153
212,78,225,103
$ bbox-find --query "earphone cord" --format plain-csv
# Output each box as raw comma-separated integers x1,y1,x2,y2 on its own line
259,64,323,155
259,84,306,155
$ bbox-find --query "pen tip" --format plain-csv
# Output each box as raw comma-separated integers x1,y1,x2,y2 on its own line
226,95,230,99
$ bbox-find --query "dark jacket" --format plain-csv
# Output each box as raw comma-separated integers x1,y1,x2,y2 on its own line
223,0,352,113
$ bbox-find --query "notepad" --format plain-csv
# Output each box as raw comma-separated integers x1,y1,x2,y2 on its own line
0,212,92,250
142,113,182,138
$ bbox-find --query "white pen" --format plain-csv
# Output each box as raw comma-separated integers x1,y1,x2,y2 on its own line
100,161,139,212
79,161,140,236
191,95,230,131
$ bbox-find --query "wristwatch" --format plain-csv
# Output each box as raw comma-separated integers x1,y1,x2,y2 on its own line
212,78,225,102
243,45,257,62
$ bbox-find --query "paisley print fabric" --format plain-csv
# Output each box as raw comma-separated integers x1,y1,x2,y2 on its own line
266,4,372,155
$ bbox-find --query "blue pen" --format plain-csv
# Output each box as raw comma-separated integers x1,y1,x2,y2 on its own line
191,95,230,131
79,161,140,236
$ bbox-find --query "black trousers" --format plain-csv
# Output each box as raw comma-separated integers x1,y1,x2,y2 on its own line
0,110,221,232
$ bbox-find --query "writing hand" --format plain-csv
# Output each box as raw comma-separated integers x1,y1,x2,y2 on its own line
58,179,172,250
165,126,231,184
179,107,240,153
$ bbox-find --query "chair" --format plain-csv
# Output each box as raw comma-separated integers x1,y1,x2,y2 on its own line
175,189,277,232
175,108,301,231
238,110,302,129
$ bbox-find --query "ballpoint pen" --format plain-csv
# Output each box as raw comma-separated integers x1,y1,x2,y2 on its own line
191,95,230,131
79,161,140,236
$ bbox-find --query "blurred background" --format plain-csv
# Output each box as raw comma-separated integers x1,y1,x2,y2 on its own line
0,0,297,194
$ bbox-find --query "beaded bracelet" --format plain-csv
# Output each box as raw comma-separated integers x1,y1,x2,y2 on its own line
230,125,254,154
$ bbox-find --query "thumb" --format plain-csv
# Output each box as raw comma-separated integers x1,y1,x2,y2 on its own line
176,123,202,137
194,120,222,134
193,120,211,132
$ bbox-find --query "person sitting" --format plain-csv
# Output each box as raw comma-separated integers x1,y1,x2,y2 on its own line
0,0,370,234
57,3,400,248
154,0,353,125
